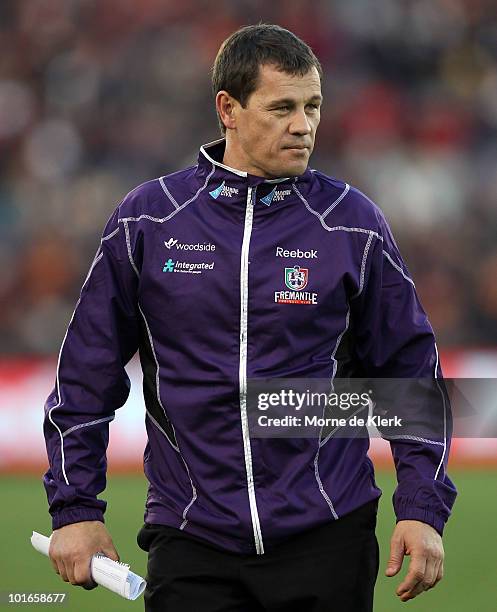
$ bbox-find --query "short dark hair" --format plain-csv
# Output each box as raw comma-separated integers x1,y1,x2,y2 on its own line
212,24,323,135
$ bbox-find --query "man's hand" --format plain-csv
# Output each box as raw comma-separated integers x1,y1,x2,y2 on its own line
49,521,119,589
385,520,444,602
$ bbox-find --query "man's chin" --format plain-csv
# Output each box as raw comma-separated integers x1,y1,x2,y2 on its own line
269,160,308,178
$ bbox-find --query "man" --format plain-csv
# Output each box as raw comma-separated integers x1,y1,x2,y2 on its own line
44,24,457,611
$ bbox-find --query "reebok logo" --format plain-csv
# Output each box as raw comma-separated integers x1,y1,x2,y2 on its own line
276,246,318,259
165,238,216,252
209,181,239,199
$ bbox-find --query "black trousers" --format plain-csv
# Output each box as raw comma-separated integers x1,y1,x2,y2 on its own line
137,499,379,612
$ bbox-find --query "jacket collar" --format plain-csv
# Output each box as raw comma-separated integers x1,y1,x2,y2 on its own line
195,138,314,198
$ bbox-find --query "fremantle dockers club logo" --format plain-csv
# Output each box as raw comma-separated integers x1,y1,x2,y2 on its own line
275,265,318,305
285,266,308,290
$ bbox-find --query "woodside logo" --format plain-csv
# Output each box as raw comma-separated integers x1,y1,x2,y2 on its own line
164,238,216,251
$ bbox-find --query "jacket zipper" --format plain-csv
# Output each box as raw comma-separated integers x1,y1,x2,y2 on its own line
239,185,264,554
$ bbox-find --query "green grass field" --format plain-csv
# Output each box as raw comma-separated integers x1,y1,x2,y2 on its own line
1,469,495,611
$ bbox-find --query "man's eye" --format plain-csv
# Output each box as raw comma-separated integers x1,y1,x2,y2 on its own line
307,104,320,110
275,106,289,111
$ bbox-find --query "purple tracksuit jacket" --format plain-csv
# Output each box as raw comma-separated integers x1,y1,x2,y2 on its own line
43,138,457,555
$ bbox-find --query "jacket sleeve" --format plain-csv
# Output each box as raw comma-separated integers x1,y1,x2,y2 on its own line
351,210,457,536
43,206,140,530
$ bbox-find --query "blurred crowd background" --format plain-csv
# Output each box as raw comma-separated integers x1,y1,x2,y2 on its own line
1,0,496,355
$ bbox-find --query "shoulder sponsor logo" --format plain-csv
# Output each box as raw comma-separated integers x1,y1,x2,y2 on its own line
276,246,318,259
209,182,224,199
260,186,292,206
275,265,318,305
209,180,239,199
164,238,216,251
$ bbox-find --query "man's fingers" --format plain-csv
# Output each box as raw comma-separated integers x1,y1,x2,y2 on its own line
399,561,439,603
48,545,61,575
398,555,444,601
66,558,77,586
49,556,59,575
390,521,445,601
57,558,70,583
422,557,440,590
102,546,120,563
435,560,444,585
385,535,405,577
430,558,444,589
396,555,426,596
400,580,425,602
73,557,94,587
50,549,94,587
82,578,98,591
49,549,67,582
48,521,119,588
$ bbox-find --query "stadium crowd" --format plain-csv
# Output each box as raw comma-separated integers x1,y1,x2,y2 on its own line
1,0,496,354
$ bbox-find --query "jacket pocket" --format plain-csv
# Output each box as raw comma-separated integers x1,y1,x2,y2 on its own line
137,523,174,552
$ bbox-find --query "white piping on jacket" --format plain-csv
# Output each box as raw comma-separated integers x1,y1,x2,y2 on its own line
434,343,447,480
123,218,197,525
382,250,415,287
239,186,265,554
47,228,118,486
62,415,115,438
121,165,216,225
159,177,179,209
321,183,350,219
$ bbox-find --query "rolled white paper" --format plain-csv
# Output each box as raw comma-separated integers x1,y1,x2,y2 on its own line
31,531,146,600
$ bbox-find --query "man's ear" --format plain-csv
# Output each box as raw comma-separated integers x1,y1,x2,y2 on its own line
216,91,238,131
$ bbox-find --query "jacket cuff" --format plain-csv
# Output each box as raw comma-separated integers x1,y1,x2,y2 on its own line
52,506,105,531
395,504,446,537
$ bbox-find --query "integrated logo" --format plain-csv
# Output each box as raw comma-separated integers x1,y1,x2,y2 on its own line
274,265,318,305
276,246,318,259
163,258,175,272
164,238,216,251
209,181,239,199
260,187,292,206
162,257,215,275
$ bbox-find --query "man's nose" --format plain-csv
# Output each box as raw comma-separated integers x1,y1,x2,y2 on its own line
289,109,312,135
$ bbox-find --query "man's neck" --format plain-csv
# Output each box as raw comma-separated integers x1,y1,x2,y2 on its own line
222,136,273,179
